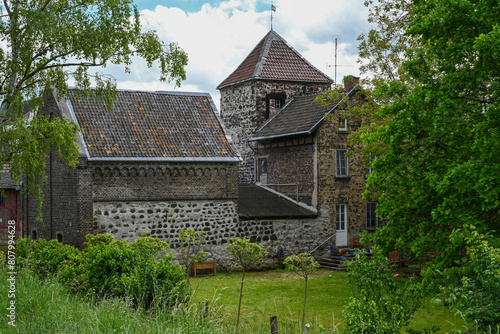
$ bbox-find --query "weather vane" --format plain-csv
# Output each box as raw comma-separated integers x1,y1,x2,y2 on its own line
271,2,276,30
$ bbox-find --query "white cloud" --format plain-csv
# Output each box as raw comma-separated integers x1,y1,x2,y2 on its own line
110,0,370,109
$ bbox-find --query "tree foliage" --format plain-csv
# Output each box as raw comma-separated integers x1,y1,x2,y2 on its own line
177,229,206,288
226,237,267,329
363,0,500,265
0,0,188,218
283,253,320,330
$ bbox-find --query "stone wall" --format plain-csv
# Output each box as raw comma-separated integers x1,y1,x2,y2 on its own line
94,199,333,271
91,162,239,201
219,80,330,183
255,134,316,205
316,110,368,241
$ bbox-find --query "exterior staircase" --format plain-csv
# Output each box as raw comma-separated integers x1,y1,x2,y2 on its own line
317,248,372,271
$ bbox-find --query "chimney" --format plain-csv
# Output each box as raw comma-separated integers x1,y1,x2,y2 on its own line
344,75,360,91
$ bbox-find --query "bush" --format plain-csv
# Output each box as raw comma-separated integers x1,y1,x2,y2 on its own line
454,226,500,329
15,237,79,279
18,234,188,310
343,252,422,333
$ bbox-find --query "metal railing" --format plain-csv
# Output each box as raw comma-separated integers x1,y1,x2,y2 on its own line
309,234,336,254
262,183,299,202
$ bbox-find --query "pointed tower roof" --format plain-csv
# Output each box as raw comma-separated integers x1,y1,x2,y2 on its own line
217,30,333,89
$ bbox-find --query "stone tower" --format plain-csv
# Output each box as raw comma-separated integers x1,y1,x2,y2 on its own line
217,30,333,184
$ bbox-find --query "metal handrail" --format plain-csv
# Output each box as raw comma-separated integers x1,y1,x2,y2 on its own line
262,183,299,202
309,234,336,254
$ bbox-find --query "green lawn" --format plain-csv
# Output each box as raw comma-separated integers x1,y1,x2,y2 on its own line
190,269,469,333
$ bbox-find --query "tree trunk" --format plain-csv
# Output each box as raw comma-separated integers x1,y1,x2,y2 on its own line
236,269,245,329
302,276,308,333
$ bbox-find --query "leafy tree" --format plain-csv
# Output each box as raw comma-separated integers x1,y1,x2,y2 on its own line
362,0,500,266
176,229,206,288
226,237,267,330
0,0,188,218
283,253,320,332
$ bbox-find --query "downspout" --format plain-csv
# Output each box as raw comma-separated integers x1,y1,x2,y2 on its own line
247,140,258,184
50,111,53,240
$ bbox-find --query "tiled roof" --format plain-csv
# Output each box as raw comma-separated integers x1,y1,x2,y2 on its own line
217,30,333,89
238,184,317,219
251,88,353,141
67,90,238,161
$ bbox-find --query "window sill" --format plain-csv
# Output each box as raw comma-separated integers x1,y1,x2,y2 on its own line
335,176,350,180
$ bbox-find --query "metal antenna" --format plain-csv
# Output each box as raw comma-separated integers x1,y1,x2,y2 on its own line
326,36,352,86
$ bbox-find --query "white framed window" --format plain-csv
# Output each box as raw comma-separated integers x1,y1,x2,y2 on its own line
275,99,281,109
336,149,348,177
336,204,347,230
339,116,347,131
366,202,378,230
366,153,376,176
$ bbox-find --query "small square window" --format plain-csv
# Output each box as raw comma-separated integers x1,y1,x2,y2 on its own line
275,99,281,109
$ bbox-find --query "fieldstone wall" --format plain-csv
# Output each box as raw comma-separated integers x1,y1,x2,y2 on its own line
316,110,368,240
94,199,333,271
219,80,330,183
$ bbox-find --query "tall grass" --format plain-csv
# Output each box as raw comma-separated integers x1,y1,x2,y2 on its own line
0,268,228,333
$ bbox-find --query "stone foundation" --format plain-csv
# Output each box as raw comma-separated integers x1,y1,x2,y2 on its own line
94,200,333,271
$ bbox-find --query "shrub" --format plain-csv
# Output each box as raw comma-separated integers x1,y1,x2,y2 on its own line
454,226,500,329
343,251,422,333
15,237,80,279
59,233,188,309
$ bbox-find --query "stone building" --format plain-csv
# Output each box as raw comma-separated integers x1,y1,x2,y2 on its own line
24,89,240,248
217,29,333,183
218,29,375,249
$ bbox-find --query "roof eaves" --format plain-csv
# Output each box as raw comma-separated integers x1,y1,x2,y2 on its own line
308,86,357,134
87,157,241,162
66,99,90,160
250,130,311,142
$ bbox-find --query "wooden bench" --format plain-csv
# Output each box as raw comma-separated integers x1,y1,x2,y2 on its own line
387,251,406,267
191,262,216,277
351,237,361,248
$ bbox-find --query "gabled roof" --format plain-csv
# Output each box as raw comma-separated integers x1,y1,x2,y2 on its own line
250,87,355,141
66,90,239,162
217,30,333,89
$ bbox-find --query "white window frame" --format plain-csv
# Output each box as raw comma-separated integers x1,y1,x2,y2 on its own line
366,202,378,230
336,204,347,230
366,153,376,176
339,116,347,131
336,149,348,177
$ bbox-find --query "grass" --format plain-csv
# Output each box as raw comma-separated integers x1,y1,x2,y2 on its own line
190,268,469,333
0,268,229,333
0,267,472,333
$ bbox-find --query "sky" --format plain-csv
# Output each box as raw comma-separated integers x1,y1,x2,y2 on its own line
110,0,371,110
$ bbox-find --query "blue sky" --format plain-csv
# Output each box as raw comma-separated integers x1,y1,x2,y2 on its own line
108,0,370,110
135,0,271,12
